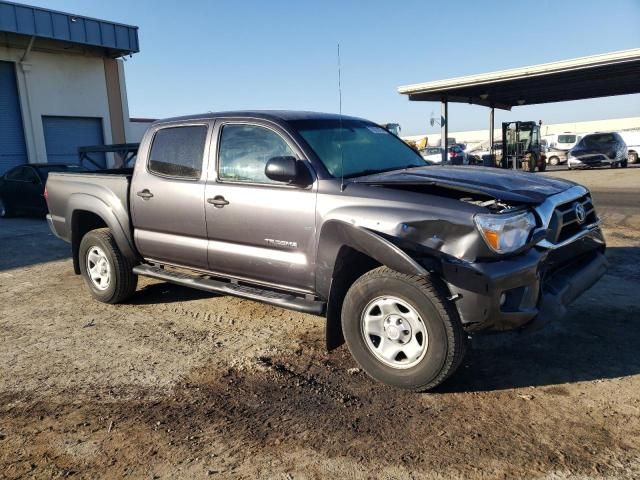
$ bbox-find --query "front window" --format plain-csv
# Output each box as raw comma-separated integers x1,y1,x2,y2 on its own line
292,119,425,178
217,124,296,184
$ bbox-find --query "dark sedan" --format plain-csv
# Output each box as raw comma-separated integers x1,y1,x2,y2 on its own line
0,163,86,217
567,132,628,169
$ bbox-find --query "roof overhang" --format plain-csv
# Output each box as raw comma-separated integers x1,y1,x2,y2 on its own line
0,0,139,58
398,49,640,110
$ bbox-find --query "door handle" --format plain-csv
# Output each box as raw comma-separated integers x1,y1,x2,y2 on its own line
136,189,154,200
207,195,229,208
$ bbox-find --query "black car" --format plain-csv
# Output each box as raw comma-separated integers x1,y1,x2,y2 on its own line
0,163,86,217
567,132,628,169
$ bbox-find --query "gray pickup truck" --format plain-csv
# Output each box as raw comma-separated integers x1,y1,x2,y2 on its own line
46,111,608,391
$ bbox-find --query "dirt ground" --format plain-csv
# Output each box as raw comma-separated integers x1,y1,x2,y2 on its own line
1,167,639,479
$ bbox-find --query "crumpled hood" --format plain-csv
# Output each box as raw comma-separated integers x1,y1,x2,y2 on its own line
352,166,577,204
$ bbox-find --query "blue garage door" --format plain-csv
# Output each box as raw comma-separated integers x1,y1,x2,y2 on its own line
0,61,28,174
42,116,106,168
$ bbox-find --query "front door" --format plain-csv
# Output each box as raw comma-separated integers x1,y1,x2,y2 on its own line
131,123,211,269
205,121,317,291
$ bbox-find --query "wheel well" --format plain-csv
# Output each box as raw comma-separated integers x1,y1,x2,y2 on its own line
71,210,108,274
325,246,381,350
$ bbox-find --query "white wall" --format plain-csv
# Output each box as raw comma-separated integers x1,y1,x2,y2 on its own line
403,116,640,148
127,120,154,143
0,45,113,164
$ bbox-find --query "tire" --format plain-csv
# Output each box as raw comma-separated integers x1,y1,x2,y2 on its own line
621,159,628,168
341,267,467,391
629,152,638,164
79,228,137,304
548,156,559,166
0,197,13,218
538,159,547,172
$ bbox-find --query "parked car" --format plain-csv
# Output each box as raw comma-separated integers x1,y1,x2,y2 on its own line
45,111,607,391
420,145,469,165
0,163,85,217
567,132,628,169
546,132,584,150
618,131,640,164
545,147,569,166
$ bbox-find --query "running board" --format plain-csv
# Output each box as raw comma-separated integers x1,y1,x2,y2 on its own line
132,264,325,315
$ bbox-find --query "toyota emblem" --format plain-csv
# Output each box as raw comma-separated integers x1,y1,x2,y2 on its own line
575,203,586,224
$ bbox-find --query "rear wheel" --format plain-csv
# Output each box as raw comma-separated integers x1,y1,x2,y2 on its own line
341,267,467,391
79,228,137,304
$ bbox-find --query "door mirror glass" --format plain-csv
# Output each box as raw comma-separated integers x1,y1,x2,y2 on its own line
265,156,299,184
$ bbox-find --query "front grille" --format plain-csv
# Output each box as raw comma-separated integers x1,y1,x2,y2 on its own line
545,194,597,244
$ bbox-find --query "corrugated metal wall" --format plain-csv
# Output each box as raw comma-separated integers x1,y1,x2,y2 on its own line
42,116,105,167
0,61,28,174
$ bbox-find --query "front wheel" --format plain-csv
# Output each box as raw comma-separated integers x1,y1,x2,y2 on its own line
548,156,559,166
0,197,13,218
79,228,137,304
341,267,467,391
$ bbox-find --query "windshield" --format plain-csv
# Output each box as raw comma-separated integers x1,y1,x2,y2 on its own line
291,119,426,178
578,134,616,149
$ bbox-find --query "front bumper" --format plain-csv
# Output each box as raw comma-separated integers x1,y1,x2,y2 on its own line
441,228,607,331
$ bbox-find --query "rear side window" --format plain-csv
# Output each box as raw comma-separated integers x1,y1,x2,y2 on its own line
148,126,208,179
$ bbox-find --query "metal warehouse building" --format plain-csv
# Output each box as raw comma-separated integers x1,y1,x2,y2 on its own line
0,0,139,172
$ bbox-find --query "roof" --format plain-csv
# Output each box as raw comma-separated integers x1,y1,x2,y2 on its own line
398,48,640,110
156,110,365,125
0,0,139,57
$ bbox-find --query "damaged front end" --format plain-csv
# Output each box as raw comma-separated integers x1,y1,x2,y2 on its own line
440,185,607,332
357,178,607,332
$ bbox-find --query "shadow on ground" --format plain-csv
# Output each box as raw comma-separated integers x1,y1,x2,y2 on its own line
131,282,218,305
0,216,70,271
438,246,640,393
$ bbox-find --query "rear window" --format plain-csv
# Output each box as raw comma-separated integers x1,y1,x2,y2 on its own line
557,135,577,144
149,126,208,179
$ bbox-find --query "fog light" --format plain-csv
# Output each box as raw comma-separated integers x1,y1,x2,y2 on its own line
499,293,507,306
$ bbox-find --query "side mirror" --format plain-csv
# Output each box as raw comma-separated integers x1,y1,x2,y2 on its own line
265,156,310,186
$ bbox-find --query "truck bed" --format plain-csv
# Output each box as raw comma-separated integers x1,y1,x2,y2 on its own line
46,170,133,244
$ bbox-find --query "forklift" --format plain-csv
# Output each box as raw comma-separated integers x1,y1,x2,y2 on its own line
500,121,546,172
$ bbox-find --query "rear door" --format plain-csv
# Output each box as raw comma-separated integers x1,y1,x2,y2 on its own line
131,122,212,269
1,166,42,212
205,121,317,291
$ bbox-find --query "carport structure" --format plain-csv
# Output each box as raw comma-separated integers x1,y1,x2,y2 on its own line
398,48,640,164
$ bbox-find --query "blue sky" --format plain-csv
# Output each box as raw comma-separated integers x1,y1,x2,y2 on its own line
14,0,640,135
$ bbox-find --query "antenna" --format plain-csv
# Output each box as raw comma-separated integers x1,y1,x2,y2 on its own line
338,43,345,192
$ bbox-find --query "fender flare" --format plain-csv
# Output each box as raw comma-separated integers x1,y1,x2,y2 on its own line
316,220,428,351
316,220,427,298
67,194,138,273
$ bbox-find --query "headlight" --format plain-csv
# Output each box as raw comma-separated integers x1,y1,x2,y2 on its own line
474,210,536,254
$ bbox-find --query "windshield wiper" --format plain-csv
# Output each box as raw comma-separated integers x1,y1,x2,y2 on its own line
344,164,423,179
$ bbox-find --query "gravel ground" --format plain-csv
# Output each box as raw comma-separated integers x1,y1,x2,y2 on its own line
1,168,639,479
